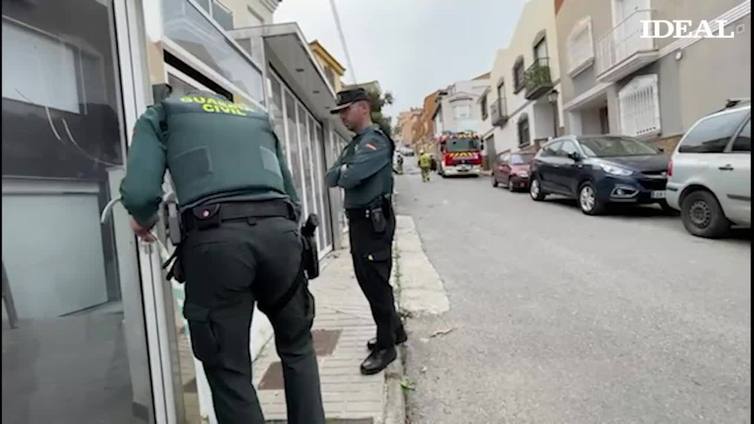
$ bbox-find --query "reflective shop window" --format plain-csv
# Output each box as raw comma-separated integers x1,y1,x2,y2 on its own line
162,0,265,105
2,1,154,423
315,124,333,250
298,104,316,219
284,89,305,200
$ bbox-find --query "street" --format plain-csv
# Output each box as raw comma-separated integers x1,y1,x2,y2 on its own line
394,163,751,424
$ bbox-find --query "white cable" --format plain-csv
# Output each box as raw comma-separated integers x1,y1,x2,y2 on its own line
328,0,357,84
60,118,121,167
100,196,123,224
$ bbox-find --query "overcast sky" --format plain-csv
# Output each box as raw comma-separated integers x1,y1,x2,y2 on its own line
274,0,527,118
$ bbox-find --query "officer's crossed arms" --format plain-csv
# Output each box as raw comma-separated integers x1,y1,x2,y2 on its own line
326,134,391,189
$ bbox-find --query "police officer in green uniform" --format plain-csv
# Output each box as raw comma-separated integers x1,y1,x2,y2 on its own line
120,89,325,424
326,88,407,375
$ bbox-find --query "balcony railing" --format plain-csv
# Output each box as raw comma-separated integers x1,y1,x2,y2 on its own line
490,100,508,127
595,9,658,80
524,57,553,100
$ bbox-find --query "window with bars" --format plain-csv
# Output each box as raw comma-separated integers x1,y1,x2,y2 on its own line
567,17,594,76
618,74,661,137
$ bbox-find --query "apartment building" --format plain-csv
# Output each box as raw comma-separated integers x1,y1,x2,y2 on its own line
556,0,751,151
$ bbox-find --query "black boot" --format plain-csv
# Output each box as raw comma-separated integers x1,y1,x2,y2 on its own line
360,346,397,375
366,326,408,351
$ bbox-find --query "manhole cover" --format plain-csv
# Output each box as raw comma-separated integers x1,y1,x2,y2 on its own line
259,361,284,390
312,329,341,357
259,330,341,391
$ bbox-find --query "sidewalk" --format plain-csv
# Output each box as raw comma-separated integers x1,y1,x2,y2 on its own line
252,237,405,423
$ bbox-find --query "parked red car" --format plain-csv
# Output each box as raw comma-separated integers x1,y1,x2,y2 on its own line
492,151,535,191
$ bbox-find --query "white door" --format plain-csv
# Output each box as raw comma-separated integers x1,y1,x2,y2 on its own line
719,119,751,225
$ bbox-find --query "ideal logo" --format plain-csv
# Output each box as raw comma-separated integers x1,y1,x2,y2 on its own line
640,20,736,39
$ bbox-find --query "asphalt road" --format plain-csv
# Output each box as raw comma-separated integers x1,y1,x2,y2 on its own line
394,163,751,424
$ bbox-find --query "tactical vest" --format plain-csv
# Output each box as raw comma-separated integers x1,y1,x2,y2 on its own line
161,91,287,207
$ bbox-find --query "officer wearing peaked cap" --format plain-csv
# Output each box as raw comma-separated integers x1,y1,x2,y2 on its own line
326,87,407,375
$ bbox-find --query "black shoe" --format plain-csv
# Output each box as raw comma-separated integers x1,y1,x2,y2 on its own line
366,328,408,351
360,347,397,375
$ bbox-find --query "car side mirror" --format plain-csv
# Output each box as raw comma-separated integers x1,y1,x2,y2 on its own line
567,151,582,161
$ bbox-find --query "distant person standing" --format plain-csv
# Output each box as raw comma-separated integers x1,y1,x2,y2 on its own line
418,150,432,182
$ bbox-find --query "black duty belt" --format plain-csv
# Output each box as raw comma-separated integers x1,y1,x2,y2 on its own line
182,199,295,231
346,197,392,220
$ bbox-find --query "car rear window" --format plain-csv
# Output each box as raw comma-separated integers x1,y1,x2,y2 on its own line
732,119,751,152
511,154,533,164
678,109,748,153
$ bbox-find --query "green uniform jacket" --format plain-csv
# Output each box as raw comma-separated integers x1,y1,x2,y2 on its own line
120,92,300,227
325,126,394,209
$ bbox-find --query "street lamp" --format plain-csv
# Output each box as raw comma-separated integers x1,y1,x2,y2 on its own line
547,89,559,138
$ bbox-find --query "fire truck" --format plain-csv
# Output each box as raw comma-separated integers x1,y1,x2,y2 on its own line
435,131,483,177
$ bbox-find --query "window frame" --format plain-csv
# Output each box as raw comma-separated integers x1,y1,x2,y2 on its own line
533,36,548,62
678,109,749,154
728,114,751,153
480,94,488,121
558,140,581,158
541,140,562,157
517,114,531,147
496,79,506,116
567,16,595,77
512,57,525,94
210,0,234,31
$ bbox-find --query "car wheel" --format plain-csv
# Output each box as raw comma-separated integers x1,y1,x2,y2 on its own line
658,200,679,216
529,176,546,201
492,175,499,188
680,190,730,238
578,182,606,215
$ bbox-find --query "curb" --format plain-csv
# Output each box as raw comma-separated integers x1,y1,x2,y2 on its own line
381,235,407,424
383,350,407,424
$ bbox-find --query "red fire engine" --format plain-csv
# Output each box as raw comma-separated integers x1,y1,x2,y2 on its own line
435,132,483,177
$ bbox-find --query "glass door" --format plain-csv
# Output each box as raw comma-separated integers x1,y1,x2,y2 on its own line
1,1,155,422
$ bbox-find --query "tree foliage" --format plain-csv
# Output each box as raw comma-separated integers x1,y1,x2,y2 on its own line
366,89,394,137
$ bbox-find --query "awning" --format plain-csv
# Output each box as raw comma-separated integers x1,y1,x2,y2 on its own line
230,23,349,135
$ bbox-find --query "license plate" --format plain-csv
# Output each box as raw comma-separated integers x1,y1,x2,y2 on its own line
651,190,666,199
458,165,470,171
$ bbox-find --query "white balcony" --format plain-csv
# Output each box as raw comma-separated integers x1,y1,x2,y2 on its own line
595,9,659,83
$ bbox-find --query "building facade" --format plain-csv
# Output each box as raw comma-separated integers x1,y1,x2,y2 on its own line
1,1,352,423
487,0,563,157
432,74,491,137
395,108,423,147
309,39,347,94
556,0,751,151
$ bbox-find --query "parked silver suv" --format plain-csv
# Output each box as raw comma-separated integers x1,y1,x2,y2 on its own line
666,100,751,238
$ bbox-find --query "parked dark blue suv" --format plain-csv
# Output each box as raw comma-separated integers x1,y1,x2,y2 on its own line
529,135,671,215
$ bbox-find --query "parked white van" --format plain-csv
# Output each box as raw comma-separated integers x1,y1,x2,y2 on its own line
666,100,751,238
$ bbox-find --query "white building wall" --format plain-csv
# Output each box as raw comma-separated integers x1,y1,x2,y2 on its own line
486,0,561,152
436,78,490,134
222,0,278,26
